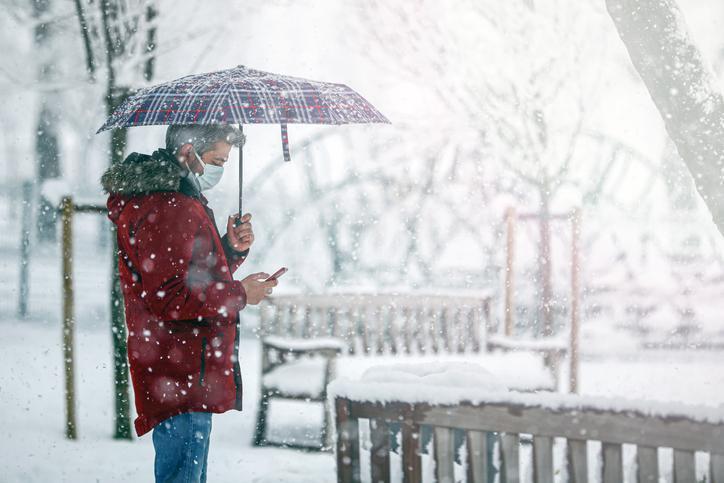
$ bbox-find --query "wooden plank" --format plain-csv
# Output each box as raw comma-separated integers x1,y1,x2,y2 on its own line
636,446,658,483
375,305,385,355
402,307,412,354
259,302,270,337
466,430,488,483
335,398,361,483
387,307,398,355
287,304,297,337
711,453,724,483
533,436,553,483
401,421,422,483
415,403,724,454
500,433,520,482
567,439,588,483
369,419,390,483
271,303,282,336
416,307,427,355
302,306,312,338
434,426,455,483
602,443,622,483
470,307,481,353
439,306,451,353
429,307,440,354
347,307,358,356
455,308,466,353
673,450,696,483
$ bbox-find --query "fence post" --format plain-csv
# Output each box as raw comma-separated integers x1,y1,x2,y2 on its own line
17,181,33,318
61,196,77,440
570,208,582,394
110,228,132,439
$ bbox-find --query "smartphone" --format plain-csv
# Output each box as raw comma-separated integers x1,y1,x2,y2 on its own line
264,267,288,282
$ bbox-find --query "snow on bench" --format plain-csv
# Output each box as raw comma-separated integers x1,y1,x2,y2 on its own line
330,362,724,482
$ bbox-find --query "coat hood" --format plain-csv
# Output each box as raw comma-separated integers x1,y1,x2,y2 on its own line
102,148,202,223
101,148,183,195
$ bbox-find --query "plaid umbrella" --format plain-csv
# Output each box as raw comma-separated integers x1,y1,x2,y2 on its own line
97,64,389,213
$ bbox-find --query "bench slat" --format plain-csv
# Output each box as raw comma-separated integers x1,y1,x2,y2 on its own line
636,446,658,483
388,307,398,355
434,426,455,483
471,305,482,353
401,421,422,483
567,439,587,483
302,306,312,338
602,443,622,483
711,453,724,483
466,430,488,483
440,306,451,353
402,307,412,355
369,419,390,483
673,449,696,483
500,433,520,482
417,307,428,354
533,436,553,483
375,305,385,355
429,307,440,354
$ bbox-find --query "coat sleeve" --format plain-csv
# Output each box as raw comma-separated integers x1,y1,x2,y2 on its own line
133,200,246,324
220,234,249,273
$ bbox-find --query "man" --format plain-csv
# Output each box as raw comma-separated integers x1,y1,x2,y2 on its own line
101,124,278,483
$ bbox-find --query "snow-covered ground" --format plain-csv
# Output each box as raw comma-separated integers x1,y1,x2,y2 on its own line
2,318,723,482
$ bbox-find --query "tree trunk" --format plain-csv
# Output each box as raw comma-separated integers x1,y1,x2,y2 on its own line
606,0,724,236
33,0,62,242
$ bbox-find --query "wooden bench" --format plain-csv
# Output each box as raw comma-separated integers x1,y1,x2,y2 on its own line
332,387,724,482
253,292,568,451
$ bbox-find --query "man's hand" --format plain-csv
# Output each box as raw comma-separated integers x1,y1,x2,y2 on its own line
227,213,254,253
241,272,278,305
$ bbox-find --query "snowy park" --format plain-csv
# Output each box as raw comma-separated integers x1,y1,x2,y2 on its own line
2,0,724,482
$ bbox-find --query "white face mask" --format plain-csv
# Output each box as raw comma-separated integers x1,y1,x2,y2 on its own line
193,148,224,191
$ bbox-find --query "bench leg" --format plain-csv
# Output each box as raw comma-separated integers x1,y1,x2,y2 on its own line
321,395,333,451
253,391,270,447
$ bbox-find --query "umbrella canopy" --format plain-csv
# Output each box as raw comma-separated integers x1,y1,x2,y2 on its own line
97,64,389,157
97,65,389,214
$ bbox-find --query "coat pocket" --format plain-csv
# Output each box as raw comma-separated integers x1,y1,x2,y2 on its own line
199,336,208,387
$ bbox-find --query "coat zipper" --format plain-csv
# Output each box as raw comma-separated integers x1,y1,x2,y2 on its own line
199,337,207,387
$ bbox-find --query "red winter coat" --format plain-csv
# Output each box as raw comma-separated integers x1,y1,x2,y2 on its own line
102,149,249,436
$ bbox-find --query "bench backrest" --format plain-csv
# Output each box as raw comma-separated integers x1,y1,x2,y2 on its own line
334,394,724,483
259,293,492,356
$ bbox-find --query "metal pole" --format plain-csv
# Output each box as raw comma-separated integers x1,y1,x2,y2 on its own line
570,207,582,393
238,124,244,218
504,207,516,337
18,181,33,318
61,196,77,440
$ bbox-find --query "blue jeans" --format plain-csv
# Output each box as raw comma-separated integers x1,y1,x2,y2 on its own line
152,412,213,483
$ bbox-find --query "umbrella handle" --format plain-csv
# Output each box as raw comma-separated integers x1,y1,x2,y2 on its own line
238,124,244,225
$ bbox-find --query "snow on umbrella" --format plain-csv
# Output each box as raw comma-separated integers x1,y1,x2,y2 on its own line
97,64,390,214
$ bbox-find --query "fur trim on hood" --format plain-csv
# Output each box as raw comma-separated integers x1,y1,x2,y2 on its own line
101,149,184,195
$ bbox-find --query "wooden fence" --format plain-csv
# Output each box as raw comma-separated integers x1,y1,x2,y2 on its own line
334,394,724,482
